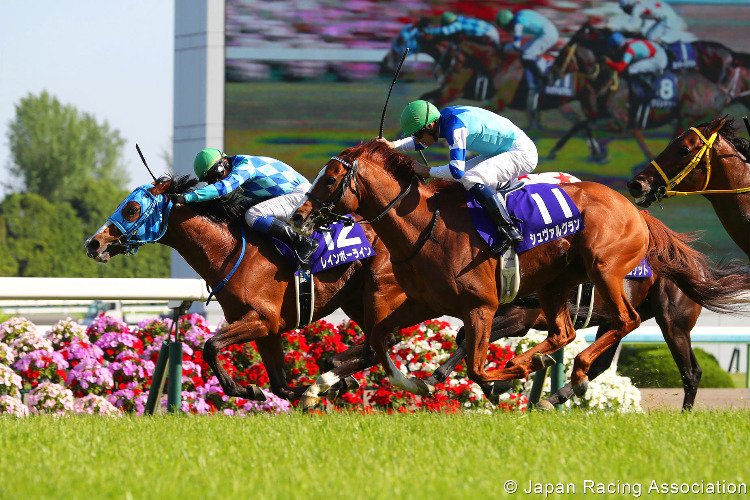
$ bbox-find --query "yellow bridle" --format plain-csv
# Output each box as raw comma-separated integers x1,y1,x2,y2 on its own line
649,127,750,199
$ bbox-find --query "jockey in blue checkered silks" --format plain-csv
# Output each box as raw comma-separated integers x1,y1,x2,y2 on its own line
169,148,318,265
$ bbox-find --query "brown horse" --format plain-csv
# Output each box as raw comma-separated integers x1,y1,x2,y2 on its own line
84,175,409,405
628,117,750,256
291,141,750,397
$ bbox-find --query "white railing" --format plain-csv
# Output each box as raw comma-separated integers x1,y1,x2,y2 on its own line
0,278,209,302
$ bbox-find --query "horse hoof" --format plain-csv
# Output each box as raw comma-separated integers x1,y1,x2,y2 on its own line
300,394,320,410
492,380,514,396
343,376,360,392
533,352,556,368
573,377,589,398
535,400,555,412
247,385,267,401
412,378,435,397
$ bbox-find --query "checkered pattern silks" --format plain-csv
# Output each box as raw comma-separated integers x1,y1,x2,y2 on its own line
184,155,308,204
424,16,500,43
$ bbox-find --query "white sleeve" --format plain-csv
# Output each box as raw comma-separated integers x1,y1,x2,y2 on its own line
393,137,417,151
429,164,456,179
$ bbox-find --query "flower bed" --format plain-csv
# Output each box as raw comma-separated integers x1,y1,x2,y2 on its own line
0,314,641,417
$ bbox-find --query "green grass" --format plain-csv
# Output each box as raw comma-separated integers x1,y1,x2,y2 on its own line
1,411,748,499
729,372,747,388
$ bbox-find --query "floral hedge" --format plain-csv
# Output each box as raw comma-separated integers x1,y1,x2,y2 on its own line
0,314,641,417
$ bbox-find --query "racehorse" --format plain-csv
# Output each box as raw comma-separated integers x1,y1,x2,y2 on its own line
84,175,410,405
291,141,750,397
628,117,750,256
548,29,725,161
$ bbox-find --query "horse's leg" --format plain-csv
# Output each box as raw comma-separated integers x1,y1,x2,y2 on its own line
492,285,577,379
203,314,269,401
570,278,641,396
422,308,539,403
253,335,308,400
647,279,702,410
369,298,441,395
537,322,618,409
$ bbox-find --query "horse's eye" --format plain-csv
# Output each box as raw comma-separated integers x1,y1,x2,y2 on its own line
679,146,690,157
123,203,140,222
326,176,337,187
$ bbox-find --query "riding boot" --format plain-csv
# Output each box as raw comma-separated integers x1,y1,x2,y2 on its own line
469,183,523,254
267,218,319,268
521,58,549,89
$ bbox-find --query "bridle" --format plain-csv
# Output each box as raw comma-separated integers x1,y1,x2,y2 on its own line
304,155,439,265
305,155,417,227
649,126,750,201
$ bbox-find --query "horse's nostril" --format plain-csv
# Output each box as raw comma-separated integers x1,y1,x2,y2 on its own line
86,239,100,251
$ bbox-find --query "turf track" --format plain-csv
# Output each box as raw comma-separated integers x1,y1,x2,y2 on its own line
1,411,748,499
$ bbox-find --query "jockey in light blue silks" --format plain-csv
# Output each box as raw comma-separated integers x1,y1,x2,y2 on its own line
496,9,559,90
168,148,318,265
379,101,539,254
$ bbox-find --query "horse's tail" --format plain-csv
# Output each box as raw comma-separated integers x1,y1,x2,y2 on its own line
643,213,750,314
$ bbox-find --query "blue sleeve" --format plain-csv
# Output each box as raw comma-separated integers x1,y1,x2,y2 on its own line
512,22,523,49
184,156,256,203
430,115,467,180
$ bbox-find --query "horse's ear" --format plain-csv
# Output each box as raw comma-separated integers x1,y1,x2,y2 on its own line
716,114,729,133
152,180,172,195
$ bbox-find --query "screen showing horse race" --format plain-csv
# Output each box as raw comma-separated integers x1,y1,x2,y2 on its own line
224,0,750,261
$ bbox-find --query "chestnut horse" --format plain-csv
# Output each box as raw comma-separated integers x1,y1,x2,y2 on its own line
291,141,750,397
85,175,409,405
628,117,750,257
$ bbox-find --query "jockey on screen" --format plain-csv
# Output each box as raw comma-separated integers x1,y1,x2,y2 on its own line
618,0,675,42
605,32,668,101
168,149,318,267
495,9,559,90
378,101,538,254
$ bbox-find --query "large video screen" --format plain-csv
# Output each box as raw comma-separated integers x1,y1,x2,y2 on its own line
225,0,750,261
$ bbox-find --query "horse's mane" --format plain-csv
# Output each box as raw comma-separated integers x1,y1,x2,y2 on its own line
348,140,458,193
155,174,247,224
698,118,750,159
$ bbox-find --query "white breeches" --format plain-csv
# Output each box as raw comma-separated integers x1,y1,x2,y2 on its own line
522,31,559,61
461,133,538,191
245,182,311,226
628,49,668,75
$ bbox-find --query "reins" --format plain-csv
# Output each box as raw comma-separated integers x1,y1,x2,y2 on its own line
649,127,750,201
204,223,246,305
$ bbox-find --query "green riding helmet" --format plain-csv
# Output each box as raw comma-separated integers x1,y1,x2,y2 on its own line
496,9,514,28
400,100,440,137
193,148,225,181
440,11,457,26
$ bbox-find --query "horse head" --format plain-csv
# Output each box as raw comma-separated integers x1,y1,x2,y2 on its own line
291,140,416,236
628,117,730,206
84,179,180,262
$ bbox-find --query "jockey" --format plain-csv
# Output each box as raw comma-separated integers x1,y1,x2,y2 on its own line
422,11,501,48
618,0,674,42
605,32,668,101
169,148,319,266
379,101,538,254
495,9,559,89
